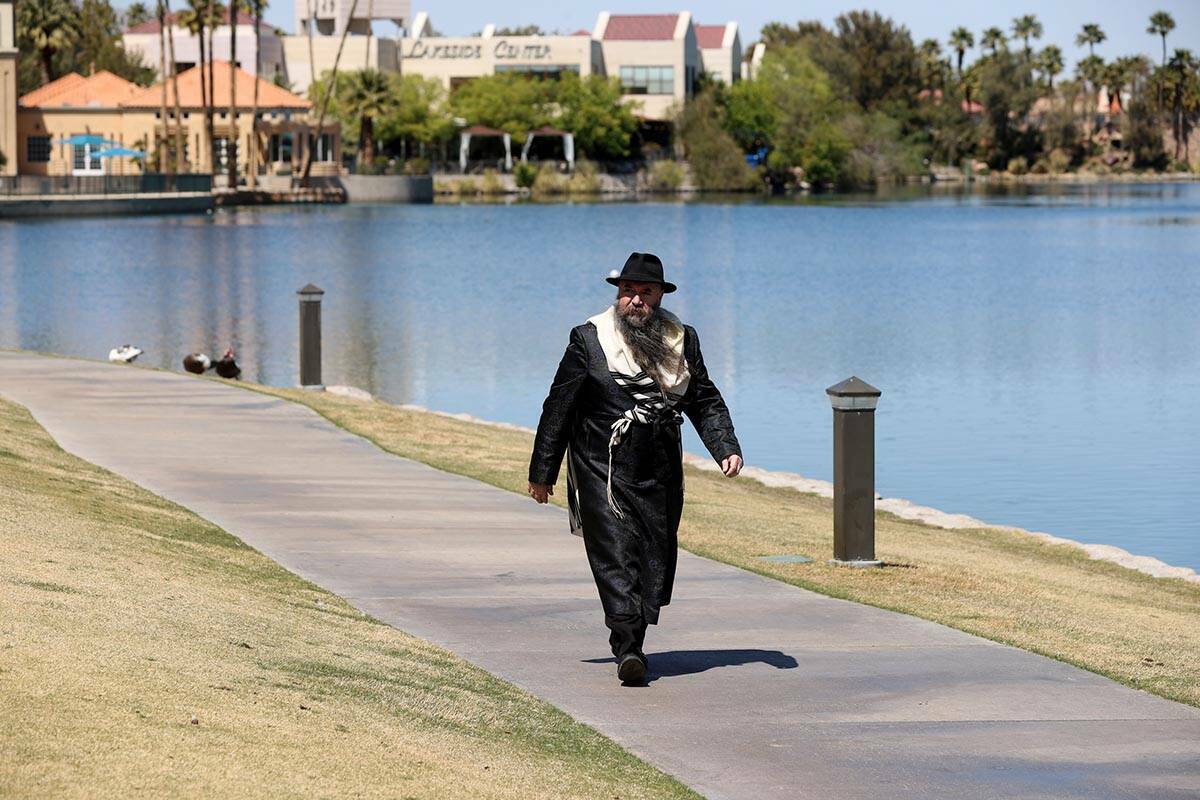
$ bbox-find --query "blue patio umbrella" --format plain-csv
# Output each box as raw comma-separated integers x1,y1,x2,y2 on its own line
56,134,119,147
92,146,146,159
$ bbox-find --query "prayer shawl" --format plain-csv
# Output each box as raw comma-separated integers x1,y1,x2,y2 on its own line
583,306,691,520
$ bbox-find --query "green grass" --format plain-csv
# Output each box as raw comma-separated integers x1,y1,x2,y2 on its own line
0,392,699,799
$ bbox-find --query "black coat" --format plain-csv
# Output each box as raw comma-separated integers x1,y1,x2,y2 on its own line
529,321,741,624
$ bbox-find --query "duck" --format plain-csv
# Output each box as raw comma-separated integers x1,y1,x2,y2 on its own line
182,352,212,375
108,345,143,363
213,347,241,380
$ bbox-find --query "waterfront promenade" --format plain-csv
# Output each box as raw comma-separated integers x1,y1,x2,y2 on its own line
1,351,1198,800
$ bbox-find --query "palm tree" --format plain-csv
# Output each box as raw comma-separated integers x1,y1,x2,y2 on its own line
343,69,393,167
19,0,81,84
1076,54,1105,136
124,1,152,27
1076,24,1105,58
1163,49,1199,161
206,0,225,172
246,0,268,188
179,0,209,170
949,27,973,76
1037,45,1063,92
227,0,245,186
981,27,1005,58
1011,15,1042,61
165,0,186,171
1147,11,1175,68
301,0,363,184
917,39,943,90
156,0,169,171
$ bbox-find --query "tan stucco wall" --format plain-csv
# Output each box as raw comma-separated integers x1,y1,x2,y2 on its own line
282,36,399,95
17,106,337,176
1,0,16,175
398,35,602,90
1,56,16,175
600,32,698,122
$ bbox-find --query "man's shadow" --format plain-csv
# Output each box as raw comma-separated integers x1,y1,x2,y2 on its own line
583,649,798,684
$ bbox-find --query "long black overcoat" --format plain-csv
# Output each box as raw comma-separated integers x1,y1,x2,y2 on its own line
528,321,741,624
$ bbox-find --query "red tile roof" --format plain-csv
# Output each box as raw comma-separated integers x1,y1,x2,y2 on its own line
126,9,270,34
123,61,310,109
603,14,680,41
19,71,141,108
695,24,727,49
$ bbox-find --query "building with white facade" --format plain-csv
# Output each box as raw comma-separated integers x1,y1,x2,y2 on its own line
695,22,741,85
123,10,286,83
283,0,411,94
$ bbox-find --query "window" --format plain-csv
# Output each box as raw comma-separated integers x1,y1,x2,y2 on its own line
26,136,51,163
269,132,293,163
72,143,101,173
619,65,674,95
494,64,581,81
307,133,335,162
213,137,231,171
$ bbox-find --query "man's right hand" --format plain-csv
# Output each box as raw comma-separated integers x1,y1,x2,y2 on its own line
528,482,554,504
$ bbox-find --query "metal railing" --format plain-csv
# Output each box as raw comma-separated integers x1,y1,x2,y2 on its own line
0,174,213,197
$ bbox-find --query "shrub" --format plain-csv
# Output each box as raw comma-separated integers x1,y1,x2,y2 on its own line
566,160,601,194
513,161,538,188
532,163,567,195
433,178,455,194
1047,148,1072,173
1007,155,1028,176
402,158,430,176
480,169,506,195
645,160,684,192
456,177,479,196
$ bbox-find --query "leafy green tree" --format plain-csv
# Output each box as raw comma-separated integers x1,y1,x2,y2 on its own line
1076,23,1105,57
949,27,973,76
1147,11,1175,68
1037,45,1064,91
376,74,454,157
74,0,154,81
1011,15,1042,61
18,0,81,83
1076,54,1105,137
1159,49,1200,162
675,88,758,190
830,10,921,112
977,49,1039,168
981,27,1006,57
552,74,639,159
724,77,780,152
448,73,553,139
756,46,850,186
494,24,544,36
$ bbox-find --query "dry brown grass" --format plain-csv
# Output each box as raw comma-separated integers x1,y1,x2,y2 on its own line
248,384,1200,709
0,394,699,799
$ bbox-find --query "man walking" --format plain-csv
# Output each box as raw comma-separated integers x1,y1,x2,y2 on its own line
528,252,743,685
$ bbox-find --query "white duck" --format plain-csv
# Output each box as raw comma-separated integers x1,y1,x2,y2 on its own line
108,345,143,363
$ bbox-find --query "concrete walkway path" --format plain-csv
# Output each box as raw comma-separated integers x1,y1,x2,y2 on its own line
2,351,1197,800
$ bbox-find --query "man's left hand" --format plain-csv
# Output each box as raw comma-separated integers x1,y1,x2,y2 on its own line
721,454,743,478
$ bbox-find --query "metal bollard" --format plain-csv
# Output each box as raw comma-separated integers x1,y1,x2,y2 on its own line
297,283,325,389
826,376,882,566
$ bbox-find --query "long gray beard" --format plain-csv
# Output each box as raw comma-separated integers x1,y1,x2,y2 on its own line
614,303,683,392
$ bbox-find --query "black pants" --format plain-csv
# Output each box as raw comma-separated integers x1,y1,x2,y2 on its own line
606,611,647,659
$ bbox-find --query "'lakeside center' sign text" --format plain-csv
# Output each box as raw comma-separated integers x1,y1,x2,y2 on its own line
407,40,554,61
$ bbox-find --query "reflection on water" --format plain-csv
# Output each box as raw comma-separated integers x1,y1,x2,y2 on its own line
2,182,1199,570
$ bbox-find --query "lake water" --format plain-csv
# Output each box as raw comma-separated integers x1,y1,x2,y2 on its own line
2,184,1198,571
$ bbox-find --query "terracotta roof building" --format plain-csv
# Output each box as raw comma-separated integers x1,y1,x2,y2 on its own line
15,65,337,179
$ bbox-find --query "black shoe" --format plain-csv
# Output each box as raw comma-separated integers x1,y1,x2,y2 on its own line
617,653,647,684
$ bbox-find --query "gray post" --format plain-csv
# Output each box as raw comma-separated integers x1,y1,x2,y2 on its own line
297,283,325,389
826,376,882,567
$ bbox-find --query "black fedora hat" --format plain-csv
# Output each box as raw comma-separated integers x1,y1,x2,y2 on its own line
605,252,677,293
